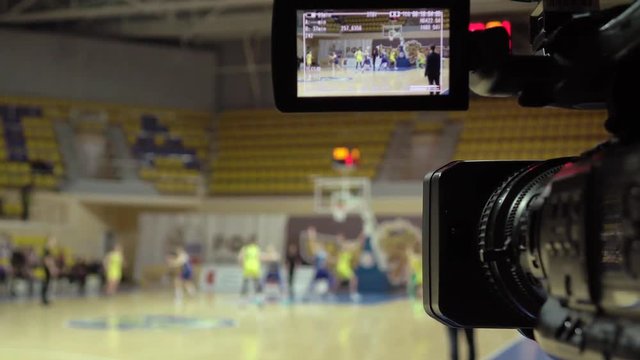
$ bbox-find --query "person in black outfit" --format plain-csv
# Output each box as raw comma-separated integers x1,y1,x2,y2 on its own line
41,237,58,305
285,242,300,298
9,247,34,297
20,184,32,221
69,257,89,296
372,46,379,71
425,44,442,95
448,326,476,360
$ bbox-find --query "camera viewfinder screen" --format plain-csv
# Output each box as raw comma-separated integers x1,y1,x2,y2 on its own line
297,9,450,97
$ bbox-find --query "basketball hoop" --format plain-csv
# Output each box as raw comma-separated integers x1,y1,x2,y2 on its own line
313,177,371,222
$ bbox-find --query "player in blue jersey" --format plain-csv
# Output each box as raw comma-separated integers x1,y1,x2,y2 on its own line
166,245,196,302
303,226,335,300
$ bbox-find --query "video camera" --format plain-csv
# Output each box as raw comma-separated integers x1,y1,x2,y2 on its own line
271,0,640,359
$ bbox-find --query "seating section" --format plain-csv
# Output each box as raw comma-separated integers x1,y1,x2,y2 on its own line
413,120,445,134
0,95,213,196
0,98,65,191
113,111,211,195
453,98,609,160
327,16,408,33
324,11,450,33
211,110,411,195
0,189,25,219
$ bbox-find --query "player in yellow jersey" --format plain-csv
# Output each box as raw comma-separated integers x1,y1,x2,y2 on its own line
335,232,365,302
238,237,263,303
103,243,124,296
306,50,313,70
355,48,364,70
390,49,397,70
406,242,423,300
417,50,427,69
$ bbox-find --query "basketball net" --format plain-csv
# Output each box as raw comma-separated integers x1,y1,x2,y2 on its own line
330,191,353,223
388,29,397,42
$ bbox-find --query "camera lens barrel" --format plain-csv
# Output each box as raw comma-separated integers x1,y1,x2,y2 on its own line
478,159,572,321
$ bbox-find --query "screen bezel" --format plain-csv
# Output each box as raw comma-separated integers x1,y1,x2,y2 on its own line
272,0,470,112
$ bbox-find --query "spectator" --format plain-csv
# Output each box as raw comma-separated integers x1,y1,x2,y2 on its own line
0,235,12,294
41,237,59,305
69,257,89,295
10,247,26,296
425,44,442,95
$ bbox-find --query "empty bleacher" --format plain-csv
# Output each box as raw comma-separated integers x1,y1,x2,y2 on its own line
210,110,412,195
111,109,212,195
0,95,213,197
453,98,610,160
0,97,65,192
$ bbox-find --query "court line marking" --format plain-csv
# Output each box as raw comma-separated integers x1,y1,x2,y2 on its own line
0,347,119,360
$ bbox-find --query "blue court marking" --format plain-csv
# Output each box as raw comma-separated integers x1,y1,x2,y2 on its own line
298,76,354,83
296,293,406,306
381,67,421,72
67,315,236,331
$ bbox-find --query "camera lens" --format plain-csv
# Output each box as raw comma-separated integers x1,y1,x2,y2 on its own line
477,159,571,321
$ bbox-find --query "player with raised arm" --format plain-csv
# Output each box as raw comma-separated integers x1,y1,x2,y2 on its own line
303,226,335,301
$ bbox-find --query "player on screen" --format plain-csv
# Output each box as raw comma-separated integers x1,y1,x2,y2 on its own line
379,51,390,71
361,54,373,73
166,245,197,301
417,50,427,69
329,51,341,71
305,49,313,70
389,49,397,70
354,48,364,70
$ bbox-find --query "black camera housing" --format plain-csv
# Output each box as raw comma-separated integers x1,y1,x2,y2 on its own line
271,0,470,112
423,160,540,328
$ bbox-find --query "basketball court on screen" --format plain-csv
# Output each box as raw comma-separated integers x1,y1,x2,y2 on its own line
298,65,451,97
297,9,451,97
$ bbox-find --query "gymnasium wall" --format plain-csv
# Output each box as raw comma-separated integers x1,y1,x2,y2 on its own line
0,192,421,276
0,29,217,111
215,38,274,110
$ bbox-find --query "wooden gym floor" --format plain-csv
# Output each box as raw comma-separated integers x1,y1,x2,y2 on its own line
0,291,520,360
297,63,450,97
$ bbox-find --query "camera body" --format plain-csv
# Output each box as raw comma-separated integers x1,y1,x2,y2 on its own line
271,0,640,358
423,160,543,328
424,142,640,359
